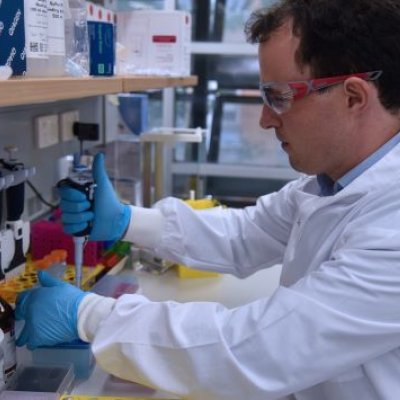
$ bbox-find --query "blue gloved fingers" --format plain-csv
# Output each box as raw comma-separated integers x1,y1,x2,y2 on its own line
27,341,39,351
38,270,65,287
60,199,91,213
61,211,94,224
14,279,87,348
15,324,29,347
58,186,88,202
15,289,33,320
61,210,93,235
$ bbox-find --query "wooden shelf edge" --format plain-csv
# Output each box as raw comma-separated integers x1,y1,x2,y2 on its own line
0,76,123,107
122,75,198,92
0,75,198,107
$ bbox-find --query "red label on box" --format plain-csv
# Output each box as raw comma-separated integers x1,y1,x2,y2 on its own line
152,35,177,43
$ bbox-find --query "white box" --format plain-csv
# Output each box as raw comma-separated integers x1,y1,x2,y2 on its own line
116,10,191,76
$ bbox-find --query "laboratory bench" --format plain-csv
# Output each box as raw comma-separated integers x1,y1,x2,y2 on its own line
75,264,282,397
17,262,281,399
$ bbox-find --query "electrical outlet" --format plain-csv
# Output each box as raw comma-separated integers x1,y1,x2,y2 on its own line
60,110,80,142
35,114,59,148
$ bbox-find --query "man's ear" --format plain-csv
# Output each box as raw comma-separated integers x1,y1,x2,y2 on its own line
343,77,372,112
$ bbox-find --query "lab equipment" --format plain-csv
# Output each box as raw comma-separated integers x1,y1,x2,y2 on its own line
32,340,94,379
0,171,15,283
0,296,16,381
57,153,131,242
57,167,96,288
0,259,104,306
3,363,74,396
31,220,103,267
90,274,139,298
140,128,205,207
0,146,36,279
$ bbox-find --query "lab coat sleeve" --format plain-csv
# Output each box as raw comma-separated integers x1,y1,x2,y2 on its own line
84,191,400,400
123,180,299,278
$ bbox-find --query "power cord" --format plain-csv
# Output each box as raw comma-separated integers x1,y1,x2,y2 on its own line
27,180,59,211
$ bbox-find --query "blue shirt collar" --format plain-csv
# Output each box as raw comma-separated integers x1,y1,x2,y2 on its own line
317,131,400,196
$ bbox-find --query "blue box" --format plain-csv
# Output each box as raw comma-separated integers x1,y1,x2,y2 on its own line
86,2,115,76
32,340,95,379
0,0,26,75
118,94,149,135
88,20,114,76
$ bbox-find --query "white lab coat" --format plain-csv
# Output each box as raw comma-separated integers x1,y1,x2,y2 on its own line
80,143,400,400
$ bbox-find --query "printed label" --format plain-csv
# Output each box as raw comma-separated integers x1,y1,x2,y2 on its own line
48,0,65,56
152,35,176,43
24,0,48,59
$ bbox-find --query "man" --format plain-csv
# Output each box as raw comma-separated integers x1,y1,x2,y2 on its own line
15,1,400,399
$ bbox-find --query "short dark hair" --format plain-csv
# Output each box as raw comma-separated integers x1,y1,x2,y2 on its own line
245,0,400,112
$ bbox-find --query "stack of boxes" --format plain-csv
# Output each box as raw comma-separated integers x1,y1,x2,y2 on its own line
0,3,191,77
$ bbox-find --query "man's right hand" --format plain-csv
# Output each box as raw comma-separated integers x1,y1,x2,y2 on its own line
58,153,131,242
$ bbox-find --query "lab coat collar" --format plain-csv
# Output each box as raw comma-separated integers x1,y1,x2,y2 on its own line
300,139,400,200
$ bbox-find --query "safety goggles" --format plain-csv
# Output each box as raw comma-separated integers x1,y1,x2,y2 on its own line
259,70,382,114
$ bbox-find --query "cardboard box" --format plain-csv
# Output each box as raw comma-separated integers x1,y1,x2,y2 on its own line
86,1,115,76
0,0,26,75
117,10,191,76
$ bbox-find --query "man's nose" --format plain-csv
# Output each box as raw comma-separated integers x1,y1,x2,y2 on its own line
259,104,281,130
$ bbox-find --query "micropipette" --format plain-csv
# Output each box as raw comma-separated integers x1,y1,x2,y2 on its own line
57,169,95,288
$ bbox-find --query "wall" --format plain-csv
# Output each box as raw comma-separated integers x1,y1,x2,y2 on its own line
0,97,103,220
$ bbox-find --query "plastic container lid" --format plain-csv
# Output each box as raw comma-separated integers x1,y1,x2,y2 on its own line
6,363,74,394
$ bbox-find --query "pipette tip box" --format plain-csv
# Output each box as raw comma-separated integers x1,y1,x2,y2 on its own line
32,340,94,380
0,363,74,399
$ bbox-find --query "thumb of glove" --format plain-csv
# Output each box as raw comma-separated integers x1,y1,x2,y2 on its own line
38,270,65,287
93,152,113,192
90,152,131,242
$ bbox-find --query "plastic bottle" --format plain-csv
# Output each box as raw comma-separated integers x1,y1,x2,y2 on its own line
0,296,17,381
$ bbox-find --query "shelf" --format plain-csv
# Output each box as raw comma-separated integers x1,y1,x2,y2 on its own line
171,162,300,181
122,75,198,92
0,75,198,107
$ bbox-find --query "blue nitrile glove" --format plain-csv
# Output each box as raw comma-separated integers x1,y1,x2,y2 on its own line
15,271,89,350
58,153,132,241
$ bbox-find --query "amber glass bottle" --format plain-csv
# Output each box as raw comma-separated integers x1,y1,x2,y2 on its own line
0,295,17,380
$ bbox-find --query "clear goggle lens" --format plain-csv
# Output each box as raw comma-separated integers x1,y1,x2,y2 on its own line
260,83,294,114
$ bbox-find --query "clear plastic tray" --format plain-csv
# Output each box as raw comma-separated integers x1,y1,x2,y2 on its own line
32,340,94,379
1,363,74,399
